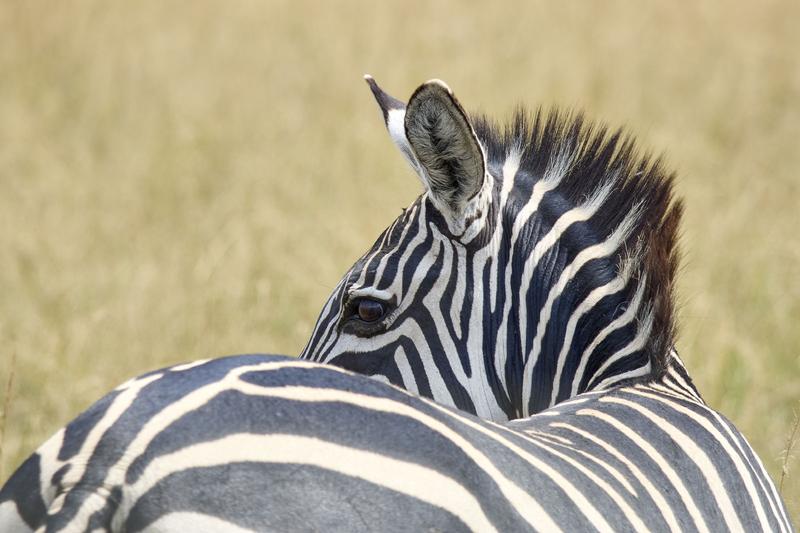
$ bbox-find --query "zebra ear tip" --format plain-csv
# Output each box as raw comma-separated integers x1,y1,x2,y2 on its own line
363,75,405,120
363,74,378,95
363,75,379,97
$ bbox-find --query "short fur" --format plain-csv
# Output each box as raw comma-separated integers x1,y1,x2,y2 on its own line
472,109,682,381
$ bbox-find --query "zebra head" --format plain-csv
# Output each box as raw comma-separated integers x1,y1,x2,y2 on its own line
301,77,681,421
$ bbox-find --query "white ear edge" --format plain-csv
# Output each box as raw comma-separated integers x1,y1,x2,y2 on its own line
423,79,453,94
386,108,428,186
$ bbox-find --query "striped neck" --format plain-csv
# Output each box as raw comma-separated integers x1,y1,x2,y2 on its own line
302,93,681,423
472,159,657,416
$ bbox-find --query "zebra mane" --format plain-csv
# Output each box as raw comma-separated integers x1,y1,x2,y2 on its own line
472,109,682,380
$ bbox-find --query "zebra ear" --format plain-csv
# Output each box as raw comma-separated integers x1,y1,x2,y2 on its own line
404,80,486,222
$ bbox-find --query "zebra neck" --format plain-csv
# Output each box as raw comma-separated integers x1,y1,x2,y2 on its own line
505,358,706,443
499,256,659,417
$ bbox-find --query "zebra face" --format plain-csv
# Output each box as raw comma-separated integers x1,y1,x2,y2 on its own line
300,78,508,419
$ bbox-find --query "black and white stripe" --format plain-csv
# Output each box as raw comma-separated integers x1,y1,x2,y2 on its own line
1,77,792,531
302,78,678,421
0,355,791,531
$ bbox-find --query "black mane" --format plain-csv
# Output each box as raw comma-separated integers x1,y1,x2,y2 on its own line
472,109,682,379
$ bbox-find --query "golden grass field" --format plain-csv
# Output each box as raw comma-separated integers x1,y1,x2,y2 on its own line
1,0,799,522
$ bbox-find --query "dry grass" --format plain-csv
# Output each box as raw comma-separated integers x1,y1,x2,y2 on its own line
1,0,798,521
782,405,800,496
0,351,15,482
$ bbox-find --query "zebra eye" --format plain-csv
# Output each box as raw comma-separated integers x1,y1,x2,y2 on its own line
339,292,395,334
355,299,386,323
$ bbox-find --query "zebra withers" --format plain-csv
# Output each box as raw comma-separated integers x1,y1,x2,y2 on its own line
1,77,793,531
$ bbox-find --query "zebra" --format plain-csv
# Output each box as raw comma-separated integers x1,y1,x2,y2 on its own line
0,77,792,531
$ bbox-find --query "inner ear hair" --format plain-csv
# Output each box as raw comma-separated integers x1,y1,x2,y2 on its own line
405,82,485,215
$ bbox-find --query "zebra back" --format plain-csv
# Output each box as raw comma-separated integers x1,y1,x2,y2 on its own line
0,355,792,531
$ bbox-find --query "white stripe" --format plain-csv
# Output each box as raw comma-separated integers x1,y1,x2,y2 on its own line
301,277,346,361
98,361,559,532
522,207,640,414
224,383,557,531
0,501,31,533
550,421,683,532
489,146,522,313
71,361,317,525
576,407,711,533
142,513,257,533
373,204,418,287
128,434,498,533
502,426,649,529
586,309,653,391
393,345,418,395
638,385,788,532
370,374,391,385
570,279,647,396
549,264,632,405
509,151,570,242
516,428,574,446
58,373,163,491
533,391,604,417
591,363,653,392
517,188,614,374
601,396,746,532
169,359,210,372
500,147,521,206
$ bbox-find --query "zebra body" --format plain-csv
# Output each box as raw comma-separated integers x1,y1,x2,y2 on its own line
0,354,790,532
1,77,792,531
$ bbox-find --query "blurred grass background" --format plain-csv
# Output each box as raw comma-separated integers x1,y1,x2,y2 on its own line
0,0,798,520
